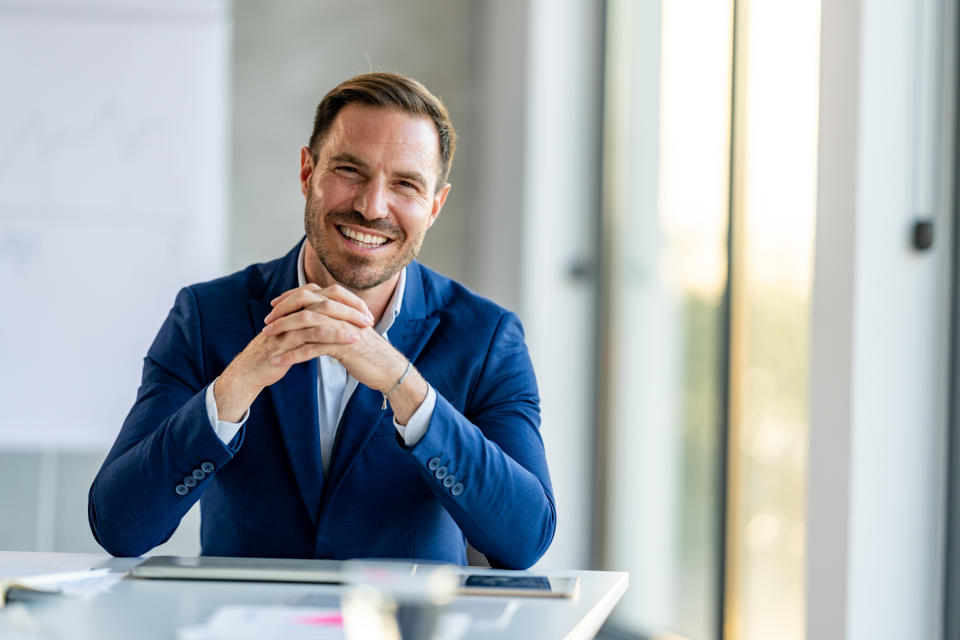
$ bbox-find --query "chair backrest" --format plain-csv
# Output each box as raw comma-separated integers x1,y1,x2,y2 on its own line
465,543,490,567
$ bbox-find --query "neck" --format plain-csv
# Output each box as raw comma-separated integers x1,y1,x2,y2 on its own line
303,249,399,325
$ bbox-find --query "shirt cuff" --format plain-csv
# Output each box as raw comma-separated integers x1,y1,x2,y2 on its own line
205,377,249,445
394,385,436,447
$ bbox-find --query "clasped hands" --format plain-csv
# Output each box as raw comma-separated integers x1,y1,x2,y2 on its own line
213,283,426,424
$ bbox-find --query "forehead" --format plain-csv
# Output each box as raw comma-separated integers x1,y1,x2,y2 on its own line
321,104,441,176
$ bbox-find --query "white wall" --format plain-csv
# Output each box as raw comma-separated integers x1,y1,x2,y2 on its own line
808,0,955,637
520,0,603,572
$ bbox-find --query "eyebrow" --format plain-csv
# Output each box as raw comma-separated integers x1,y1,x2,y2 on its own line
329,152,429,189
329,152,367,168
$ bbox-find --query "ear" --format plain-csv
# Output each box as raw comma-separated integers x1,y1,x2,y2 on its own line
299,146,315,198
426,183,451,229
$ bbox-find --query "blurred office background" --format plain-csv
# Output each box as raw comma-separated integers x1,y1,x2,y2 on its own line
0,0,957,638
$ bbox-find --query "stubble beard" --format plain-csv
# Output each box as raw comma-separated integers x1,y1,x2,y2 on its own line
304,197,425,291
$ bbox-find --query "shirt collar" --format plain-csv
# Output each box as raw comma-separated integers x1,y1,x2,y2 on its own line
296,241,405,336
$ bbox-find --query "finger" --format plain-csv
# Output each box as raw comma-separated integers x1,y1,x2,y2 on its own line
270,342,338,367
270,283,320,307
263,313,363,343
270,284,372,323
265,286,326,324
267,301,372,334
267,286,373,326
318,284,373,322
265,325,360,360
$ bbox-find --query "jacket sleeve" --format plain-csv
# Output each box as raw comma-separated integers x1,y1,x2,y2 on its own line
406,311,556,569
88,287,244,557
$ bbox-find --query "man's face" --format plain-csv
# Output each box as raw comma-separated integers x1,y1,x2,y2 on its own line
300,103,450,291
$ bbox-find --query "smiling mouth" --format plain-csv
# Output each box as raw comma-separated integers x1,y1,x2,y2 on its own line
338,225,391,249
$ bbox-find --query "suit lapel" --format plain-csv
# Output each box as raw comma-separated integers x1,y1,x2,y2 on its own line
247,240,325,526
321,263,440,506
248,298,324,526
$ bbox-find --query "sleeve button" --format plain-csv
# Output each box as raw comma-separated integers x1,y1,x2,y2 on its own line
192,469,206,480
427,457,441,471
435,466,447,479
451,483,464,496
183,476,197,488
175,484,189,496
200,461,215,474
443,475,455,488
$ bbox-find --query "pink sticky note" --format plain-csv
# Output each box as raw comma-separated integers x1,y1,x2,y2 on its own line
297,613,343,627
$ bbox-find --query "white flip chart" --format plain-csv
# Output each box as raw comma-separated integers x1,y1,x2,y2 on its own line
0,0,228,448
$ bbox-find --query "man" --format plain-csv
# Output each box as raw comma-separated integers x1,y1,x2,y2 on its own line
88,73,556,570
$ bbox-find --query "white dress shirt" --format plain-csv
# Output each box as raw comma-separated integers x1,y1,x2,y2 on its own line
205,243,436,474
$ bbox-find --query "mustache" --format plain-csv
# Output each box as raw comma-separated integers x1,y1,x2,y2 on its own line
325,209,404,238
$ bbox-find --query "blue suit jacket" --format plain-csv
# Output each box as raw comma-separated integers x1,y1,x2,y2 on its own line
88,241,555,569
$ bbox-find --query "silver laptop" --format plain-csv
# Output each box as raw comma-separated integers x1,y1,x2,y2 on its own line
131,555,579,598
130,555,346,583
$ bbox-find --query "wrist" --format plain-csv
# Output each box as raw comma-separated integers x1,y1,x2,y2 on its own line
387,368,429,425
215,368,261,422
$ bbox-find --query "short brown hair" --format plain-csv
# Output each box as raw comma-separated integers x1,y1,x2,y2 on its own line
308,72,457,188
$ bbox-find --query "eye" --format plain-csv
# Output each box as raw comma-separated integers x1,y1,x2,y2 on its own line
334,165,360,176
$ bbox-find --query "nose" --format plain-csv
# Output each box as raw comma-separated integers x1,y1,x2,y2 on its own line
354,176,389,220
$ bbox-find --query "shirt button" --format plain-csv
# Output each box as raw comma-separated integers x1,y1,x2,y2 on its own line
200,461,215,474
443,475,455,488
427,457,442,471
175,484,189,496
192,469,206,481
451,483,464,496
183,476,197,488
435,466,448,480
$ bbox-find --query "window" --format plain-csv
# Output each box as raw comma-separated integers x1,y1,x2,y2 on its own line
598,1,820,637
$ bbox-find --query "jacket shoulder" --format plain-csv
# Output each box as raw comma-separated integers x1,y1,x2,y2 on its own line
415,262,516,327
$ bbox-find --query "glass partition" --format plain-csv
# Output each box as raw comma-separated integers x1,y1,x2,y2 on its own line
724,1,820,637
599,1,820,637
599,1,734,636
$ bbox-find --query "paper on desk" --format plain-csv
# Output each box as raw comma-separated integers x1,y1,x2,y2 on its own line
177,607,345,640
177,606,472,640
0,569,123,607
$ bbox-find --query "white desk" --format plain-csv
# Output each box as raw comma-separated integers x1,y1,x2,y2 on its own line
0,552,628,639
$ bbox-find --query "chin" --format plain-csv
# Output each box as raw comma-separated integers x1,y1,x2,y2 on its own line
325,261,398,291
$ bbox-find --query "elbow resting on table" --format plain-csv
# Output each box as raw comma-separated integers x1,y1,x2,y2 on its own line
87,485,166,558
487,496,557,570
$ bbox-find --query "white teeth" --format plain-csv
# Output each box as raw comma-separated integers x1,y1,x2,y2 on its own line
339,226,388,247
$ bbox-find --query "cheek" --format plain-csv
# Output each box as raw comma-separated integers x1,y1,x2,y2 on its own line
313,177,355,207
398,210,435,238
